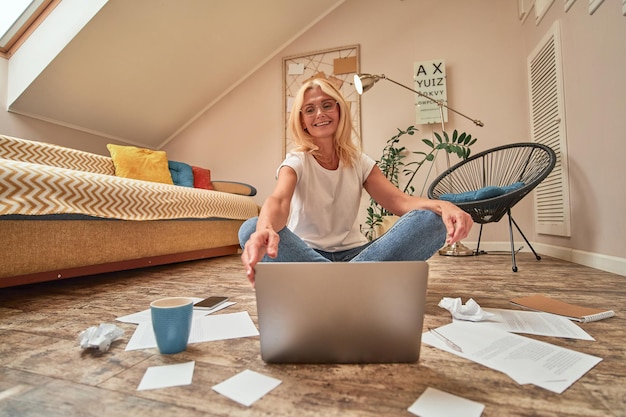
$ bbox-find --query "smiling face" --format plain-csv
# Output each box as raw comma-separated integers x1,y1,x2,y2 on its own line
300,86,339,141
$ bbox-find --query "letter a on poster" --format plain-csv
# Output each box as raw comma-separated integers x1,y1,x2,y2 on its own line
414,59,448,125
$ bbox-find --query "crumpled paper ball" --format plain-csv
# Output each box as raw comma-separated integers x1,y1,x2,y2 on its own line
78,323,124,352
438,297,495,322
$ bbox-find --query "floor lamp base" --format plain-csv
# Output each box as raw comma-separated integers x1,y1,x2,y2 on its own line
438,241,475,256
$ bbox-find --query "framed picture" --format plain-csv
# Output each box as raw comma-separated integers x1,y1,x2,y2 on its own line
282,44,361,157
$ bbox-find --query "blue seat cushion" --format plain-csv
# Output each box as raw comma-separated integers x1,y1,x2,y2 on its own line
168,160,194,187
439,182,525,203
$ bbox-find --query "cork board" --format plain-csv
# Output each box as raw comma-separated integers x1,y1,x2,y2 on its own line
282,44,361,156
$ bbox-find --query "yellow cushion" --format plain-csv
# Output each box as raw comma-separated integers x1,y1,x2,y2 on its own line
106,144,173,184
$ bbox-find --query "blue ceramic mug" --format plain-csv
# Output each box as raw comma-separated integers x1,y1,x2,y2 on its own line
150,297,194,354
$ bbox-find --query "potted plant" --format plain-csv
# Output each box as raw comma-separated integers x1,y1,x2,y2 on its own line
364,126,478,240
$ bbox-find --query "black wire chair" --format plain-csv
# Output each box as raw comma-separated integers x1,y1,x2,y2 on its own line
428,142,557,272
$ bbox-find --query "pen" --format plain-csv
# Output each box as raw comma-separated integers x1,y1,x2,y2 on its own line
429,327,463,352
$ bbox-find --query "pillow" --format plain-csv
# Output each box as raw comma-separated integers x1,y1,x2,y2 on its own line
500,181,526,194
440,182,525,203
106,144,173,185
192,166,214,190
168,160,194,187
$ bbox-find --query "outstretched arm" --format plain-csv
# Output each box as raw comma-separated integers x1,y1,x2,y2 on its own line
240,166,297,285
363,165,473,244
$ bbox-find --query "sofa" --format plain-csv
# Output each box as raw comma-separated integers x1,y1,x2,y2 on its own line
0,135,259,288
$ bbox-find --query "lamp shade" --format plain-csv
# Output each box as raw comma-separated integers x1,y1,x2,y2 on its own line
354,74,383,94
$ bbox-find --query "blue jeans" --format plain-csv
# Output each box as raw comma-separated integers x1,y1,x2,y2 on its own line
238,210,446,263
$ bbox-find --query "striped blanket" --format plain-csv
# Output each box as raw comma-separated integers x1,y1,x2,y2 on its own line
0,135,258,221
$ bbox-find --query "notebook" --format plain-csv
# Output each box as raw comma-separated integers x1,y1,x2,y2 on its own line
254,261,429,364
510,294,615,323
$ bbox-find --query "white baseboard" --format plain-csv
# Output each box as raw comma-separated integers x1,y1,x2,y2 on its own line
463,241,626,277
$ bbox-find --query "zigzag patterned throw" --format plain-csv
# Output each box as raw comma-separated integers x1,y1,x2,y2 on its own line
0,135,115,175
0,159,259,221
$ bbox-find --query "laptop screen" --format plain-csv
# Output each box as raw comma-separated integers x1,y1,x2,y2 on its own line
254,261,429,364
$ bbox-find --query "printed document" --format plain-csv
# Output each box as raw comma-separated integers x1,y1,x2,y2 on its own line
455,308,594,340
423,322,602,394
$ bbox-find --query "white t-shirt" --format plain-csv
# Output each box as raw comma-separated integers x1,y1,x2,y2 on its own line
279,151,376,251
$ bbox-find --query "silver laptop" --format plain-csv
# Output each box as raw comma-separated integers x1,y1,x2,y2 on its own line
254,261,429,364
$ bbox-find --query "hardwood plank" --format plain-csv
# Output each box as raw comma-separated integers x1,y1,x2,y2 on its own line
0,369,208,417
0,253,623,416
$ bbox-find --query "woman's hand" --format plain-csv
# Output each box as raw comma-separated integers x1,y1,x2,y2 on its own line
364,166,473,243
240,227,280,286
241,166,295,286
439,201,473,244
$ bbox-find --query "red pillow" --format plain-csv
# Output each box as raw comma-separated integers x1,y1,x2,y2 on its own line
191,166,214,190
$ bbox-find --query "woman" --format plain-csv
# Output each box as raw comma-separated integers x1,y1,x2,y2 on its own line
239,78,472,285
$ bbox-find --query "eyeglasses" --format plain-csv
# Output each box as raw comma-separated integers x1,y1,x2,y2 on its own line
300,100,338,117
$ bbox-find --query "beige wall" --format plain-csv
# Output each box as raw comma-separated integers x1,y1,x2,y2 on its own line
166,0,527,225
520,0,626,261
2,0,624,269
164,0,626,266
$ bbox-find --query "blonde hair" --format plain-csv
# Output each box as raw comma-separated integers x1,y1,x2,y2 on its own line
287,78,361,167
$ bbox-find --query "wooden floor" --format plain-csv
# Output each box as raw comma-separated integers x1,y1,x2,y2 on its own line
0,252,624,417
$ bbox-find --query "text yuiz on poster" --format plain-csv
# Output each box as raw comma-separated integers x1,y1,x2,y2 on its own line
414,59,448,125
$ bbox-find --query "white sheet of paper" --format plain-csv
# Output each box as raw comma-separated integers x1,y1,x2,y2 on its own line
288,63,304,75
125,322,157,351
116,299,235,324
188,311,259,343
455,308,594,340
408,387,484,417
422,322,602,394
137,361,195,391
286,96,295,113
212,369,281,407
125,311,259,351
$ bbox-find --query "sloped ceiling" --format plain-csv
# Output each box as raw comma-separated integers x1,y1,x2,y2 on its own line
8,0,344,148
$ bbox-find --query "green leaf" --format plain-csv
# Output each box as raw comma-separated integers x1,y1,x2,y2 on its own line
367,125,479,236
